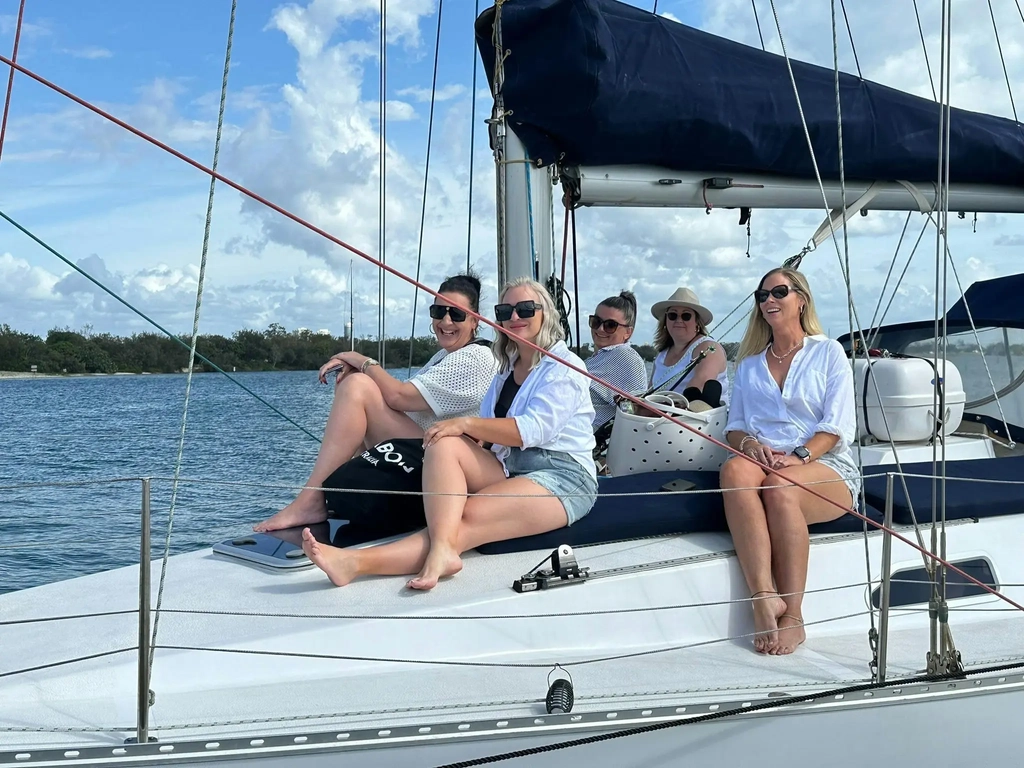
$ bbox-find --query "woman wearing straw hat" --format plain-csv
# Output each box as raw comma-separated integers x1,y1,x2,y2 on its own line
649,287,729,403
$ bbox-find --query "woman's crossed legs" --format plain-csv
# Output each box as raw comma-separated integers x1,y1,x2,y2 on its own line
720,456,853,655
303,436,570,589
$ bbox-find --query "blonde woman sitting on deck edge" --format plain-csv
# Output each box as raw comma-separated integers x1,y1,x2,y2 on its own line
720,268,860,655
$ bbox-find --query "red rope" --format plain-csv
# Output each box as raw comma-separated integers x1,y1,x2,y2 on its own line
0,0,26,163
1,53,1020,614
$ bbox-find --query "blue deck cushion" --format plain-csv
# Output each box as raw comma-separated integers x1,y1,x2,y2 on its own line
477,470,880,555
862,456,1024,525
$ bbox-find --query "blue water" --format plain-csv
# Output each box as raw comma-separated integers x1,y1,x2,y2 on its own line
0,371,400,594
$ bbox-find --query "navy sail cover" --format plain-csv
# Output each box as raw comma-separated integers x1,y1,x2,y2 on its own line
475,0,1024,185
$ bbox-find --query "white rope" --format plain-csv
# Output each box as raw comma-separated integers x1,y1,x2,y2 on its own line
149,0,237,676
406,0,444,377
830,0,876,650
768,0,930,562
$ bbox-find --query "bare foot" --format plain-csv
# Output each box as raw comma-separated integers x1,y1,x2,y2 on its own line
750,591,787,654
254,495,328,532
406,546,463,591
302,528,359,587
771,614,806,656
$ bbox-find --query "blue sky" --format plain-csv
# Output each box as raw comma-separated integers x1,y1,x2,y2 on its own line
0,0,1021,347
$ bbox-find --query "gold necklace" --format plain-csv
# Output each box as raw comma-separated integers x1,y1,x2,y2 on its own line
768,337,804,362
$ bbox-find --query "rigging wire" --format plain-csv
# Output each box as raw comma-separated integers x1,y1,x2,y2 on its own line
838,0,862,79
5,33,1019,611
865,212,913,336
466,0,481,272
0,0,26,163
750,0,766,50
570,206,581,354
768,0,932,565
830,0,876,653
912,0,938,101
378,0,388,363
0,207,318,441
866,217,931,350
987,0,1019,122
149,0,238,678
407,0,445,377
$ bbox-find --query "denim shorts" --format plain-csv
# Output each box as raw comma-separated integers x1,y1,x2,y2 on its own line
504,447,598,526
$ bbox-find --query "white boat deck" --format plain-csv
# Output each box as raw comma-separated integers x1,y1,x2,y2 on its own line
3,520,1023,751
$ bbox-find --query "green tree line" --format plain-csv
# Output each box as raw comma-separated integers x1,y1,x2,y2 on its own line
0,323,741,375
0,323,450,374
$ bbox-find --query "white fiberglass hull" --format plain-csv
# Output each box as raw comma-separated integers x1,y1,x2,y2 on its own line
3,513,1023,766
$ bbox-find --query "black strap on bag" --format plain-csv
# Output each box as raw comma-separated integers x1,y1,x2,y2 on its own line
593,345,716,460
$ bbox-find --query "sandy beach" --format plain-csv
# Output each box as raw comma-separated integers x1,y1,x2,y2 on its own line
0,371,145,380
0,371,60,380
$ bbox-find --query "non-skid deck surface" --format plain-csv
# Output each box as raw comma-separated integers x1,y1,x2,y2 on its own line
3,527,1022,750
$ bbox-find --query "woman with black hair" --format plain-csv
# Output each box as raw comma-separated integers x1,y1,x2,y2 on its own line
255,273,498,533
585,290,648,429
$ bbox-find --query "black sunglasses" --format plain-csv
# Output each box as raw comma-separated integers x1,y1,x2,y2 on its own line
665,310,694,323
589,315,630,333
495,301,540,322
429,304,468,323
754,285,793,303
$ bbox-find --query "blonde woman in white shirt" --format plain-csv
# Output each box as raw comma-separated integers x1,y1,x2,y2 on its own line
301,277,598,590
721,268,859,656
254,273,497,533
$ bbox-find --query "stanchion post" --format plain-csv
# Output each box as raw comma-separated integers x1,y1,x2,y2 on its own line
136,477,151,744
877,473,895,684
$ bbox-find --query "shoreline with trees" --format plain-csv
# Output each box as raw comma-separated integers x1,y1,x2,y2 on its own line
2,323,736,378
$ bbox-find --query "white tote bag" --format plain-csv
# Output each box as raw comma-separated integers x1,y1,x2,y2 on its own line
605,391,729,476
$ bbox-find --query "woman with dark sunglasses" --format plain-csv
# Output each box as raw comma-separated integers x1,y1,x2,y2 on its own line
649,287,729,402
585,290,648,429
721,268,858,656
254,273,497,533
298,277,598,590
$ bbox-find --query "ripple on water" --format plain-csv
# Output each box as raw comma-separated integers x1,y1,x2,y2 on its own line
0,369,373,593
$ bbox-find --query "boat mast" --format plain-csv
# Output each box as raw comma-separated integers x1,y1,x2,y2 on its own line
488,5,553,286
349,259,355,351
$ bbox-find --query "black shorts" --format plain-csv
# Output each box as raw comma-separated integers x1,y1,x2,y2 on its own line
323,438,426,540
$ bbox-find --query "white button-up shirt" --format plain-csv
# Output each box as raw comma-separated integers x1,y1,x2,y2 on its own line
725,335,857,474
480,340,597,479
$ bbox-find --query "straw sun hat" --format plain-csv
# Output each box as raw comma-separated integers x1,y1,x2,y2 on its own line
650,287,713,326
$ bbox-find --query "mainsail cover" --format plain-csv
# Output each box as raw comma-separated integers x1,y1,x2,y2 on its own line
475,0,1024,186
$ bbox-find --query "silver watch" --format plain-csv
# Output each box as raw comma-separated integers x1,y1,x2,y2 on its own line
360,358,380,374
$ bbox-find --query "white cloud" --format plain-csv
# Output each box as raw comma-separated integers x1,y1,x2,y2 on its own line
385,99,417,121
397,83,467,102
63,46,113,60
3,0,1023,353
